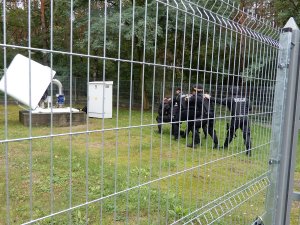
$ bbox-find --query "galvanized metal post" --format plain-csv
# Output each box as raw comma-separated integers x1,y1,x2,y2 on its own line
265,18,300,225
284,23,300,225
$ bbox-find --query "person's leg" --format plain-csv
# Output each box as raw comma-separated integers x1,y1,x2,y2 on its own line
242,117,251,156
201,118,208,140
187,112,203,148
223,118,238,148
172,122,179,140
172,110,180,139
186,111,196,135
181,109,195,138
187,121,200,148
202,122,208,139
173,110,187,140
207,119,219,148
156,116,162,133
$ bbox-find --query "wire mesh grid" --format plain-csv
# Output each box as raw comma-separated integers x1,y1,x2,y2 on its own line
0,0,280,224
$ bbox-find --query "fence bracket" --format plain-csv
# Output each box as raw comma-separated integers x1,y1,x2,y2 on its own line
253,216,264,225
269,159,280,165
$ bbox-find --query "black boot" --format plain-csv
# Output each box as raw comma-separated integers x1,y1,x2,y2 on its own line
213,143,219,149
222,144,228,149
180,130,186,138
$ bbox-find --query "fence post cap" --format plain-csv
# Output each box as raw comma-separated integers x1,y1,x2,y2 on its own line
283,17,299,31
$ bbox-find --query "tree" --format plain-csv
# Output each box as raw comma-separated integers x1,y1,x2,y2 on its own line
237,0,300,27
273,0,300,27
78,0,165,109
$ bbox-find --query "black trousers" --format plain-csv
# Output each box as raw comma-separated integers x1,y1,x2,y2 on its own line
224,116,251,151
156,115,172,133
184,122,207,138
188,118,218,145
173,110,199,139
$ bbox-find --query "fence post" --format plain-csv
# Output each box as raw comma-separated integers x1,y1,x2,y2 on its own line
265,18,300,225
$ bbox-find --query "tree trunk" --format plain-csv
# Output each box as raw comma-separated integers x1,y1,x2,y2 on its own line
140,67,150,110
137,46,150,110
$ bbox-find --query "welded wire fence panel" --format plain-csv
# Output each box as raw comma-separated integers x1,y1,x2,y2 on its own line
0,0,280,224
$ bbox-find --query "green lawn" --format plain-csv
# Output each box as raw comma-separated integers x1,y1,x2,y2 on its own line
290,133,300,225
0,105,274,224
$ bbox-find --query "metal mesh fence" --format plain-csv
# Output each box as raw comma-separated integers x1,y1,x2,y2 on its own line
0,0,281,224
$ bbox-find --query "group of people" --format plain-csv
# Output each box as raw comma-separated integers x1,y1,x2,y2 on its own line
156,85,252,156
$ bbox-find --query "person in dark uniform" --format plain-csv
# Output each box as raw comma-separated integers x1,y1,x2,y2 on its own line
211,87,252,156
183,88,203,147
156,97,172,134
172,88,187,140
180,92,208,139
186,85,219,148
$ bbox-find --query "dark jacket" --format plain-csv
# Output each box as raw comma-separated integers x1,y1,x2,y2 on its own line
188,93,215,118
213,95,251,116
187,93,202,112
172,92,187,115
158,100,172,116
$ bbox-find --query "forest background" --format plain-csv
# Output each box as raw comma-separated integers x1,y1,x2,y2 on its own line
0,0,299,109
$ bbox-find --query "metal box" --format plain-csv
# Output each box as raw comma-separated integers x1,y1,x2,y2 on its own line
88,81,113,118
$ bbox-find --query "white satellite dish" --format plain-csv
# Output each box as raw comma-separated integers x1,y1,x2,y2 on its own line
0,54,56,109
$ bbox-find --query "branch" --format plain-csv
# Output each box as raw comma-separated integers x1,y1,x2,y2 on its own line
288,0,298,9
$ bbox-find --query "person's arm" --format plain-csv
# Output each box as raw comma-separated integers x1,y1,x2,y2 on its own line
207,95,227,105
164,103,171,115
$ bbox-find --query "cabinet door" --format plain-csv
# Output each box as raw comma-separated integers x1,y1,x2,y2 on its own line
88,83,113,118
88,83,104,117
103,84,112,117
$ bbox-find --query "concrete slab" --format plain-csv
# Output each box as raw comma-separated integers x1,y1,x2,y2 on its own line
19,110,86,127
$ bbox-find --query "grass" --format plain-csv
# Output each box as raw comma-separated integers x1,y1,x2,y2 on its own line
0,104,276,224
290,135,300,225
